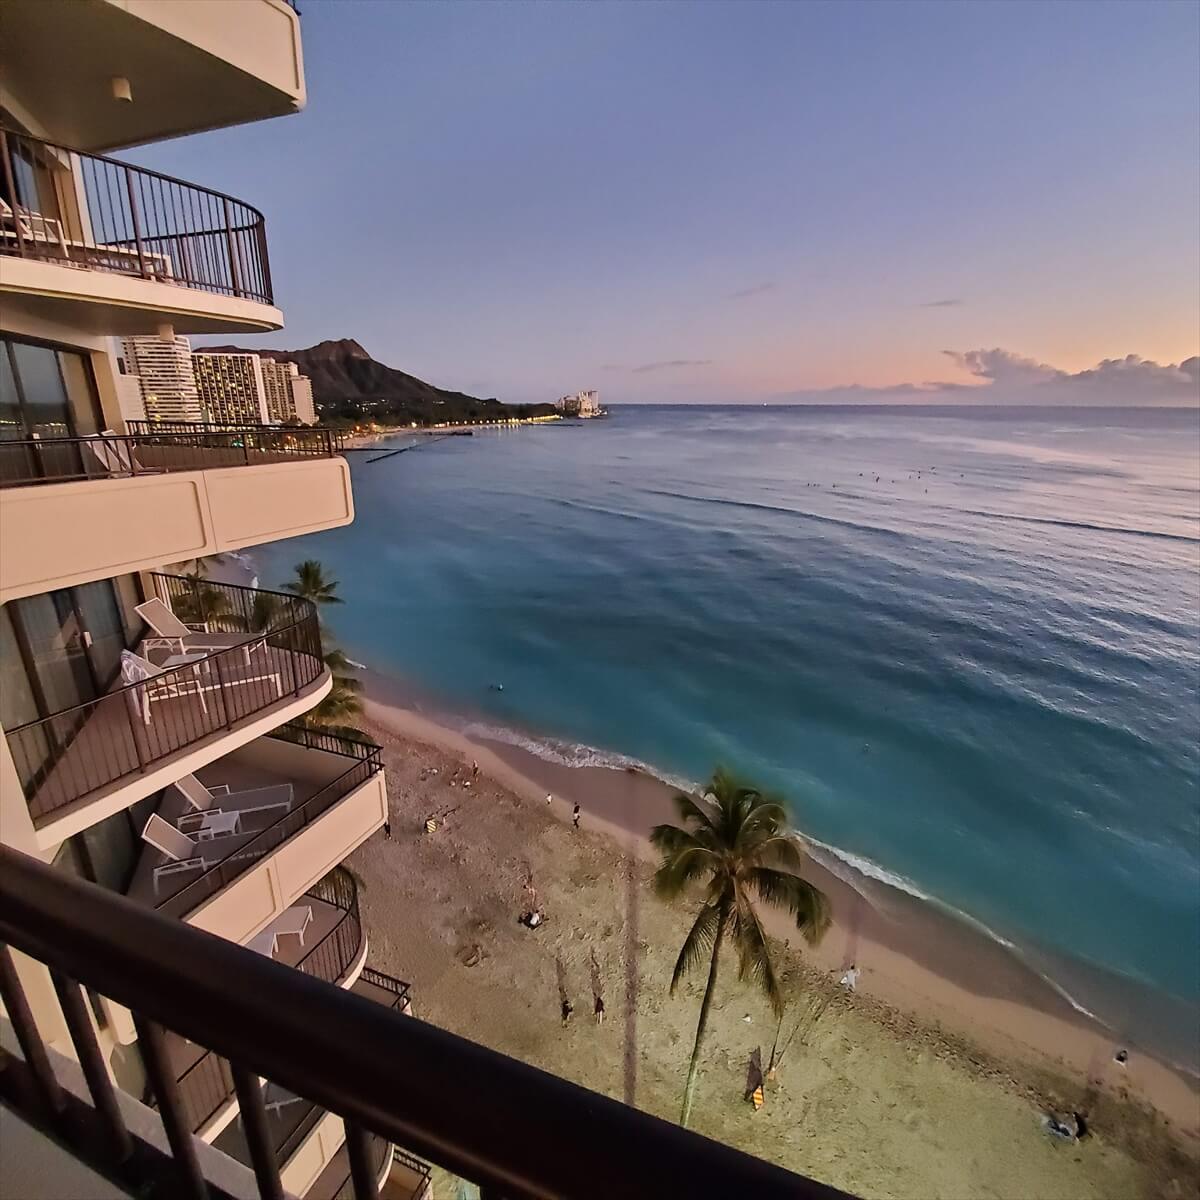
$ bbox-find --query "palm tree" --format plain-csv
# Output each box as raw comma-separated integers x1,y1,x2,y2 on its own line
650,768,831,1128
283,560,343,608
307,675,363,728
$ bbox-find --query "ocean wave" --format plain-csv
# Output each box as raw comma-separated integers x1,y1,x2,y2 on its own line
955,508,1200,545
459,721,698,793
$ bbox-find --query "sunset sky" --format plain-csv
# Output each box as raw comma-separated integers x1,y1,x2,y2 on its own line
136,1,1200,405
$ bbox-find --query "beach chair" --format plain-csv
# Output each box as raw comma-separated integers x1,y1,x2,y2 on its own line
248,905,313,958
136,596,264,662
0,197,70,258
173,773,232,813
142,812,231,895
119,648,283,725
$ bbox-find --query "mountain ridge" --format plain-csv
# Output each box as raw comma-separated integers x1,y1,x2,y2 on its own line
196,339,555,426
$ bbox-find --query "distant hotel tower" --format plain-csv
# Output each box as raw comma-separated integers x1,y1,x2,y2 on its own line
556,389,601,417
121,335,204,423
192,351,271,424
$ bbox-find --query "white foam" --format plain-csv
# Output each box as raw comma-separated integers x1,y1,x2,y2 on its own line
459,721,697,793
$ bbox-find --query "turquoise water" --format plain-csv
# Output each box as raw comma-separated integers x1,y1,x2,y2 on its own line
253,405,1200,1065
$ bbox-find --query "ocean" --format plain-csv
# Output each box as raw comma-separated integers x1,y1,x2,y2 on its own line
251,405,1200,1071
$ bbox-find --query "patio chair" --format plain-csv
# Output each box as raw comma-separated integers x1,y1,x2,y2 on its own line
136,596,263,662
119,648,283,725
248,905,313,958
173,773,232,813
142,812,229,895
0,197,71,258
83,431,143,477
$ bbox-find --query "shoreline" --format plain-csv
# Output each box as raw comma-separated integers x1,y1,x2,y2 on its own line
359,691,1200,1141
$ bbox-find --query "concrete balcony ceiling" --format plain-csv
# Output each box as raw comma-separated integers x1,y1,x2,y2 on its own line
0,0,305,153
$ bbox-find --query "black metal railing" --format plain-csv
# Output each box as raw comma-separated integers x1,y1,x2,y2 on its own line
331,1133,394,1200
177,867,365,1133
0,425,340,488
153,728,382,920
391,1144,433,1197
6,574,325,822
215,1086,323,1178
0,847,851,1200
1,126,273,302
355,967,412,1015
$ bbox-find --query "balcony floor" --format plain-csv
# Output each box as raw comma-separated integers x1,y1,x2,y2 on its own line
26,642,321,830
124,743,351,913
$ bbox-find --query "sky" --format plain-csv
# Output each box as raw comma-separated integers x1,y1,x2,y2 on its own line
133,1,1200,405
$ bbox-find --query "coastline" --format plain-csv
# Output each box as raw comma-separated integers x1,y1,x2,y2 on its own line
358,690,1200,1142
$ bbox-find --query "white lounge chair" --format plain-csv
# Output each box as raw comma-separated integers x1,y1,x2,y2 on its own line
142,812,232,895
248,905,313,958
82,431,145,477
119,648,282,725
0,197,70,258
136,596,262,662
173,773,232,813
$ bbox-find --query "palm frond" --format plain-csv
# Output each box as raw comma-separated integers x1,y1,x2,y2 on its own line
746,867,831,946
671,792,717,833
652,843,716,898
670,902,724,994
730,887,782,1014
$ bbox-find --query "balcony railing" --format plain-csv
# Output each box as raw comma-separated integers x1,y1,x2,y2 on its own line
176,867,365,1132
0,846,852,1200
352,966,412,1016
149,725,382,920
6,574,325,823
1,126,273,303
0,425,339,488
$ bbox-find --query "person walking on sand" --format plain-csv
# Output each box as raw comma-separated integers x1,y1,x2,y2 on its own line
545,793,553,806
472,760,479,780
594,995,605,1025
840,963,860,991
561,999,573,1027
572,803,581,830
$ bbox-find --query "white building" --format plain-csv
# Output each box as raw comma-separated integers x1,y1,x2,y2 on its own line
260,356,299,423
121,334,204,423
557,389,601,417
193,350,270,425
291,371,317,424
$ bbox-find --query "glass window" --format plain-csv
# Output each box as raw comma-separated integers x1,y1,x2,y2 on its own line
0,606,38,729
9,341,72,439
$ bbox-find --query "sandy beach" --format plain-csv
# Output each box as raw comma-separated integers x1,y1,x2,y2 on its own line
345,695,1199,1199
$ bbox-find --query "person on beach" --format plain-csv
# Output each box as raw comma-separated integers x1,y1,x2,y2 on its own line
383,820,392,841
840,963,860,991
472,760,479,779
561,999,573,1026
572,803,581,830
546,793,553,806
594,995,605,1024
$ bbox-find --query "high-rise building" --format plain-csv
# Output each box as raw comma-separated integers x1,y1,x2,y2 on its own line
260,356,299,422
291,371,318,424
0,5,421,1198
121,335,204,423
193,351,271,425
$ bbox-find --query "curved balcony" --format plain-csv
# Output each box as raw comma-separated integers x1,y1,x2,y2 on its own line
170,866,366,1136
6,575,328,838
0,127,281,333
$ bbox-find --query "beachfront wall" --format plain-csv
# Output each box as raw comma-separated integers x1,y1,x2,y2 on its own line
0,456,354,605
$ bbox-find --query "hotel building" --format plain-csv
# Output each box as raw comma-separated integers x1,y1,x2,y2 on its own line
121,335,204,424
0,3,427,1197
193,352,271,426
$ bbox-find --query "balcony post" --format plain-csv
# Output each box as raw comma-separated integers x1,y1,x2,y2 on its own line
223,197,244,298
0,131,27,258
123,167,150,279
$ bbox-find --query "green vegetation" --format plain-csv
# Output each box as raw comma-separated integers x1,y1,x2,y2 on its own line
650,768,831,1127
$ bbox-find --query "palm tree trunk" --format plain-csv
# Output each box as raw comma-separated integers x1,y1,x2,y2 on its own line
680,904,728,1127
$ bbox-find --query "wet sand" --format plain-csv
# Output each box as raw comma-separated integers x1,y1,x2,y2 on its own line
347,695,1199,1199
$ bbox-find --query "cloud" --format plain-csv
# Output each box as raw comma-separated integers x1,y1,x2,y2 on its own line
730,282,777,300
631,359,713,374
917,298,963,308
772,349,1200,407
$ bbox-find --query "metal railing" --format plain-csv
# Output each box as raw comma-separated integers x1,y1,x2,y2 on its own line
332,1133,394,1200
177,867,365,1133
0,846,852,1200
356,967,412,1015
0,426,340,488
153,727,382,920
0,126,273,302
6,575,325,822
